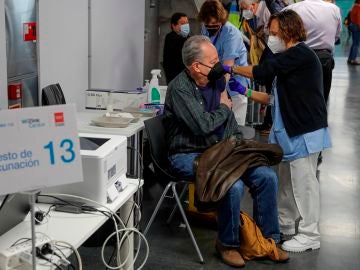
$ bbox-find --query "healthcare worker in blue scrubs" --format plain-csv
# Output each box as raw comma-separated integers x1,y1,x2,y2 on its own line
198,0,249,126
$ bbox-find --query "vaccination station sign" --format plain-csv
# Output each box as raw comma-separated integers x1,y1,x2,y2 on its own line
0,104,83,196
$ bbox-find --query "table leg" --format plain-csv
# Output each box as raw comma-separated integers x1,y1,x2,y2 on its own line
119,200,134,270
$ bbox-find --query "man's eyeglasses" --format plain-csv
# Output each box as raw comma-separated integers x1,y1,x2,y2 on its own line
198,62,214,69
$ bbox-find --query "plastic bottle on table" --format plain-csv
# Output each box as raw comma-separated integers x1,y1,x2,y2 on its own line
148,69,161,104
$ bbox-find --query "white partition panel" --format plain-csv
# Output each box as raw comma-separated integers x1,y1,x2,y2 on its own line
90,0,145,91
0,0,7,110
37,0,88,110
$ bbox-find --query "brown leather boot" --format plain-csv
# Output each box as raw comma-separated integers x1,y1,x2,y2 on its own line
215,240,245,267
268,245,289,262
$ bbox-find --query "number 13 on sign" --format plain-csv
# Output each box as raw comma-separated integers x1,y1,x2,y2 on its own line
43,139,76,165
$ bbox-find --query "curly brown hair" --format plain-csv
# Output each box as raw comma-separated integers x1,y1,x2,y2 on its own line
269,10,307,43
198,0,228,25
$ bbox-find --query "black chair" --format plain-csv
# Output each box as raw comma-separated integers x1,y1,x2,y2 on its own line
143,115,204,263
41,83,66,105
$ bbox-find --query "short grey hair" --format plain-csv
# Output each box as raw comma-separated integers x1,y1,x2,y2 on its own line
182,35,211,67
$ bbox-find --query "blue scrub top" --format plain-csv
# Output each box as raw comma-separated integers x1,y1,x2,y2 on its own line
268,81,332,161
202,22,249,96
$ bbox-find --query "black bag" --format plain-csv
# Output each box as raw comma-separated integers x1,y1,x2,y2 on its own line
344,11,351,27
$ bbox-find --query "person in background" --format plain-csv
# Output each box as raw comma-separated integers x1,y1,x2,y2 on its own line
164,35,288,267
347,0,360,65
265,0,341,105
239,0,271,34
239,0,274,135
198,0,249,126
163,12,190,84
227,10,331,253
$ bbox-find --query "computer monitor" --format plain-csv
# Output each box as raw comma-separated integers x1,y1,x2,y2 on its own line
0,193,31,237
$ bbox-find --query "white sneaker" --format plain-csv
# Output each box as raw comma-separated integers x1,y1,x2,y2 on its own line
280,227,295,236
281,234,320,252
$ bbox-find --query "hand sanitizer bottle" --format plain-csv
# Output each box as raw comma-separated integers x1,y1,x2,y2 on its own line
148,69,161,104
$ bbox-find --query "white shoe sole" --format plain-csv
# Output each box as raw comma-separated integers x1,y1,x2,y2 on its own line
281,242,320,253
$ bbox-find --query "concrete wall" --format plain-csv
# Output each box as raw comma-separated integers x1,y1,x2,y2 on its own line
143,0,160,84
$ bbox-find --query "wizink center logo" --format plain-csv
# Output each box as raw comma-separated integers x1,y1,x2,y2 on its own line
54,112,65,126
21,118,45,128
0,121,15,128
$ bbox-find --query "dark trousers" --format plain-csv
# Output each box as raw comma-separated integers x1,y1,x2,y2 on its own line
314,50,335,104
348,23,360,61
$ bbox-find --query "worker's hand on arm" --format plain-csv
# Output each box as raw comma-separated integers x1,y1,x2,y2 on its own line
222,64,232,74
228,77,247,95
220,91,232,109
222,60,234,87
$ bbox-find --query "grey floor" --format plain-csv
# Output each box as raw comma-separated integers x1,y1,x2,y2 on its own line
78,50,360,269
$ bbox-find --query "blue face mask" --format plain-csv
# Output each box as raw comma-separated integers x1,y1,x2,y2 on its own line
179,23,190,37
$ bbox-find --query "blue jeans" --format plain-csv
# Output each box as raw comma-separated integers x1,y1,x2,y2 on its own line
169,153,281,247
348,23,360,61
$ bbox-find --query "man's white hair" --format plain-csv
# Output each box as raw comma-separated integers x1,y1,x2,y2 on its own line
182,35,212,67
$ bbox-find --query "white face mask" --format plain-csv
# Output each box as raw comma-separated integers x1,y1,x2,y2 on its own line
179,23,190,37
242,9,254,20
267,35,286,54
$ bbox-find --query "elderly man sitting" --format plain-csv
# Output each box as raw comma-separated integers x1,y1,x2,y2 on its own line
163,35,288,267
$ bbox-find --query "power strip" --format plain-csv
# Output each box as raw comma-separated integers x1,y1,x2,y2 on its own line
0,235,50,270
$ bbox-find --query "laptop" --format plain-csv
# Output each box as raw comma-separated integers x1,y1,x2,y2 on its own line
0,193,31,237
